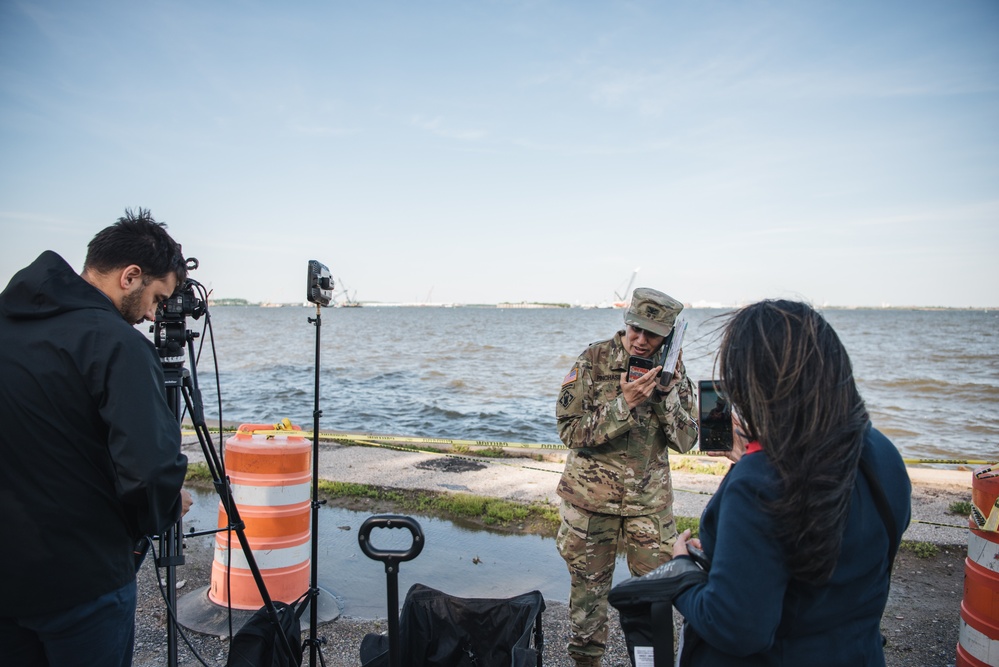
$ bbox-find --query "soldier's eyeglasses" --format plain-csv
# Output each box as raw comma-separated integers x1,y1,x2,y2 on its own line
627,325,663,340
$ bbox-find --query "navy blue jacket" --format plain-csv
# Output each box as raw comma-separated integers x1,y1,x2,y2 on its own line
0,251,187,616
674,426,911,666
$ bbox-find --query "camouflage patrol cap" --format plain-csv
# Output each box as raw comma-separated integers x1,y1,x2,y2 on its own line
624,287,683,337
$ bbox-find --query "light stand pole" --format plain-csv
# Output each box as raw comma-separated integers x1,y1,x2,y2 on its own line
304,259,334,666
306,303,327,666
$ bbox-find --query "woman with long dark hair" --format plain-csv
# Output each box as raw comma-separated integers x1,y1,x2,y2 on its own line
671,300,911,666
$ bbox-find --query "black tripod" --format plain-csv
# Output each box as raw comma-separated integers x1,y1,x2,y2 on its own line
154,287,296,667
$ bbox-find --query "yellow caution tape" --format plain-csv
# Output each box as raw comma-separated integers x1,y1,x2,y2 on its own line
902,458,998,466
182,427,995,468
975,465,997,479
910,519,968,530
183,425,980,529
971,496,999,533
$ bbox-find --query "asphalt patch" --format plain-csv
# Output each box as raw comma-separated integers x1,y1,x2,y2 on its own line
415,457,487,473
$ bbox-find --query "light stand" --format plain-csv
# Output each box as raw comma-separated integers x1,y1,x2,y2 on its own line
304,259,334,666
305,303,327,666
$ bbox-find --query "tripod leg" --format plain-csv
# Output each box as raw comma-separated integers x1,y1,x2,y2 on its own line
161,368,187,667
158,521,185,666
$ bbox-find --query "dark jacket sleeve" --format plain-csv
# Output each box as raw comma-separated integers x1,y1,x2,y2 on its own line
99,334,188,538
673,457,790,656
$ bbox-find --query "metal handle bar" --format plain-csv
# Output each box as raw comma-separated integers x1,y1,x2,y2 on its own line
358,514,425,566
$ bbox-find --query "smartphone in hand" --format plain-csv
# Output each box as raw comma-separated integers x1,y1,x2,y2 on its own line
627,355,655,382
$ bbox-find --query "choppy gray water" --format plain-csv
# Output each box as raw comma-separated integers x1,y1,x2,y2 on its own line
180,306,997,464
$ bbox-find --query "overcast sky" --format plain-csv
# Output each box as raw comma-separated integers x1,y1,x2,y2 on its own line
2,1,997,307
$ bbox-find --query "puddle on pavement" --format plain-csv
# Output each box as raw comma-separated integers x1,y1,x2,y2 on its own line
181,489,632,619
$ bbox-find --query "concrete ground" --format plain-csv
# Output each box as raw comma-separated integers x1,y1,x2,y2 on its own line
181,431,979,546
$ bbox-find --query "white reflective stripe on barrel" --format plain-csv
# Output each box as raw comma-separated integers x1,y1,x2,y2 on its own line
960,617,999,666
229,481,311,507
969,531,999,574
213,539,311,571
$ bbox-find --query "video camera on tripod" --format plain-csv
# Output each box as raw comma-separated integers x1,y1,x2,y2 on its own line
134,256,208,571
153,257,207,367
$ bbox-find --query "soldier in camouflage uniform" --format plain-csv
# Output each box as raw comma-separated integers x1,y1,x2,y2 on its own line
555,288,698,667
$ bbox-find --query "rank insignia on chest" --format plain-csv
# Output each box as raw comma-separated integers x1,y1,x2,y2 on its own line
562,367,578,387
558,388,575,409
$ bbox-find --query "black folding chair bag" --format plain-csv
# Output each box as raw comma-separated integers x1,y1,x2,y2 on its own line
360,583,546,667
226,598,307,667
608,557,707,667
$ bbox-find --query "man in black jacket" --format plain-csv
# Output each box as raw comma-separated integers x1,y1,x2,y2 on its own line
0,209,190,667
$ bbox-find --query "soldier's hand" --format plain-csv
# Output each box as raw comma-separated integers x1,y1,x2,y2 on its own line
620,365,662,410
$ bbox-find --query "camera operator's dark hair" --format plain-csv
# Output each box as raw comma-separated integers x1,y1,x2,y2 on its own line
718,299,868,585
84,208,187,284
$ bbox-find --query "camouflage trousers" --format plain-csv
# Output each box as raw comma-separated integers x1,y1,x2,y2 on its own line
556,499,677,663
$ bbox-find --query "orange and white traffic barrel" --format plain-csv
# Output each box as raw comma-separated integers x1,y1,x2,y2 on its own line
209,422,312,610
957,464,999,667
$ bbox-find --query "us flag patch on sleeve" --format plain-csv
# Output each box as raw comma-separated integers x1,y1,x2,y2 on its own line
562,367,578,387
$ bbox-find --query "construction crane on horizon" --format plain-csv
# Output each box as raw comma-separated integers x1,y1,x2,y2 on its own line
613,267,640,308
333,277,360,307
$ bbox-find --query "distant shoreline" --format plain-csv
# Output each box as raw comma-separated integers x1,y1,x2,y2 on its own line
207,300,996,311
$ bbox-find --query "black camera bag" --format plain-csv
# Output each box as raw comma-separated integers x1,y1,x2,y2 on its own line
608,556,707,667
226,597,307,667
